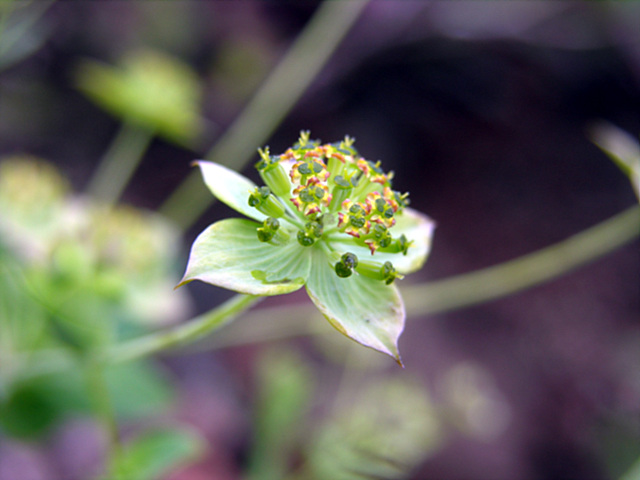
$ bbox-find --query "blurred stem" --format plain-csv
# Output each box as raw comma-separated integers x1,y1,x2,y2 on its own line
85,359,123,477
401,204,640,315
86,121,153,205
11,206,638,379
105,293,261,364
0,0,54,65
187,205,640,350
620,456,640,480
159,0,370,231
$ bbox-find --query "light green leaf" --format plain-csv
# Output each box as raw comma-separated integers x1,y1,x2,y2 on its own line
179,218,310,295
305,249,405,364
328,208,435,274
195,161,266,222
109,427,204,480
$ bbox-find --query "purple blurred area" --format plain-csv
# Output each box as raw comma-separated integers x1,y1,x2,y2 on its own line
1,2,639,479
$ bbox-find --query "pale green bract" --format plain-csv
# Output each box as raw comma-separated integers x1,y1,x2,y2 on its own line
179,133,435,364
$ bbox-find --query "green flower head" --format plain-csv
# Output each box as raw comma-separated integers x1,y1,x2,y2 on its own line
179,132,435,364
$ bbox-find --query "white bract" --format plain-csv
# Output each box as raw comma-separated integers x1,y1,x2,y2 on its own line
179,133,435,364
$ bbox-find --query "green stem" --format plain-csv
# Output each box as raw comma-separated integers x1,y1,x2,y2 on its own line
186,205,640,350
85,358,124,477
159,0,370,231
402,205,640,315
620,456,640,480
8,207,637,380
86,121,153,205
4,293,261,384
105,293,261,364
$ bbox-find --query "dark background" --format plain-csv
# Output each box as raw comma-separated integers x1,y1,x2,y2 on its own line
1,2,639,479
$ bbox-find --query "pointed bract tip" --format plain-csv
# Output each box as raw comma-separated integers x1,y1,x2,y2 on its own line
174,277,191,290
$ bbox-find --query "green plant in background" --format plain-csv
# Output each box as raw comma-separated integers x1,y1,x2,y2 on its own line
0,155,199,478
74,48,204,206
178,132,435,364
75,49,203,148
245,348,445,480
304,378,441,480
1,1,640,479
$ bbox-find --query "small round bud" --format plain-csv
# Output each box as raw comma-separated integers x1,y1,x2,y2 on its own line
341,252,358,269
265,217,280,231
382,261,403,284
297,230,315,247
350,216,366,228
249,187,285,218
334,252,358,279
335,261,353,278
256,217,280,243
334,175,351,188
248,186,270,207
257,229,274,242
298,163,312,175
306,220,323,238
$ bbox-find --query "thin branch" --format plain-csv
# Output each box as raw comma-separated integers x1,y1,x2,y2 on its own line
86,122,153,205
159,0,370,230
190,205,640,350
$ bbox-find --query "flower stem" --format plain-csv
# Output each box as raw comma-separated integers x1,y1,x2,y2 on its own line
86,121,153,205
9,207,637,378
401,205,640,315
4,294,262,384
159,0,370,231
84,358,124,476
105,293,262,364
184,205,640,350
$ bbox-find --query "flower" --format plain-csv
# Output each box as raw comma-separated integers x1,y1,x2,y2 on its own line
178,132,435,364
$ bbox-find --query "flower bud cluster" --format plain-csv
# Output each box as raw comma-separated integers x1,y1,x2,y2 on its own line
249,131,414,283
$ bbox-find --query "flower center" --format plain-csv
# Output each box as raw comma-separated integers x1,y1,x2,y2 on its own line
250,131,413,283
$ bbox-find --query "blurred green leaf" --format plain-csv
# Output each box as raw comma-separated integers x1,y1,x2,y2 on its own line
0,360,174,440
304,378,442,480
104,361,174,420
108,427,205,480
26,267,117,352
0,379,60,438
246,349,313,480
0,369,88,439
75,49,203,147
0,248,47,357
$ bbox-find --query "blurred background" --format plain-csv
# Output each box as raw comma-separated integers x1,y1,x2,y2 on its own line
0,1,639,479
